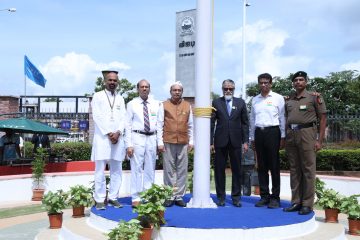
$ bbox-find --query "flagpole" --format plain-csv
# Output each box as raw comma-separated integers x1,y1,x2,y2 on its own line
24,55,27,158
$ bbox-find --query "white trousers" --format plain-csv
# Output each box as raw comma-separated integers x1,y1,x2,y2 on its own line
94,159,122,203
130,134,157,202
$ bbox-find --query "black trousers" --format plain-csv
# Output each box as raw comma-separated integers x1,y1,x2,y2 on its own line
214,142,242,202
241,165,254,196
254,127,281,199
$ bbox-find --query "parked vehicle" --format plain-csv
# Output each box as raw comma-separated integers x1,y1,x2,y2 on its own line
55,132,85,143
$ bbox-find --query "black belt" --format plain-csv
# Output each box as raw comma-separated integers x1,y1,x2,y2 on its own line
132,130,156,136
256,125,279,130
288,122,315,131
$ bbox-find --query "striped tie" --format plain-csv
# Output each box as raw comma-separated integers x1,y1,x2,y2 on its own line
143,101,150,132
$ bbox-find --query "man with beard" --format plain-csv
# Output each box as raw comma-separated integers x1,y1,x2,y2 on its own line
211,79,249,207
91,70,126,210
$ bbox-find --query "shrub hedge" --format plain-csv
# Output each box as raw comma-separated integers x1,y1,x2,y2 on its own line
25,142,360,171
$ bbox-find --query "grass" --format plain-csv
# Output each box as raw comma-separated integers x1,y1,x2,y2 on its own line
0,204,46,219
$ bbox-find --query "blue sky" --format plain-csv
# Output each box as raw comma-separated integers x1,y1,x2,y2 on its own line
1,0,359,100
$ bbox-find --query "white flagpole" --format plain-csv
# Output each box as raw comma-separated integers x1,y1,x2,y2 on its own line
187,0,216,208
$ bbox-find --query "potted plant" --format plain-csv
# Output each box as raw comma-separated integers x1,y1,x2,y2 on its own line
67,184,93,218
139,184,172,221
315,177,325,200
107,219,143,240
340,194,360,236
42,189,68,229
316,188,343,223
31,148,47,201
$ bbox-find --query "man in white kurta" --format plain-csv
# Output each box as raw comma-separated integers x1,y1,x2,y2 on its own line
91,70,126,210
125,79,160,207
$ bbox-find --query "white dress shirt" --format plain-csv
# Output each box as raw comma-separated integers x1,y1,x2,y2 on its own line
125,96,160,148
250,90,285,141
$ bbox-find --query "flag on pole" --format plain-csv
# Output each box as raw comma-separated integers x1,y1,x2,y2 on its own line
24,55,47,88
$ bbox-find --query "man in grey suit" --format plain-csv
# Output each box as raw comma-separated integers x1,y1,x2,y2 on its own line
211,79,249,207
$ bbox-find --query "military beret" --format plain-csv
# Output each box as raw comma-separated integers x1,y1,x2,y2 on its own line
102,70,118,76
292,71,307,81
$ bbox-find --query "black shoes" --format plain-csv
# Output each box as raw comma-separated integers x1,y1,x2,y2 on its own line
232,200,242,207
298,206,312,215
255,198,270,207
216,199,225,207
164,199,174,207
283,203,312,215
283,203,302,212
175,199,187,207
268,198,280,209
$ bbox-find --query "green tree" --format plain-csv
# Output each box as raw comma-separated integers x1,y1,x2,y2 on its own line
94,77,137,103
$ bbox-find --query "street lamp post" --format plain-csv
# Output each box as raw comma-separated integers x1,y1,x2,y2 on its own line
242,1,250,100
0,8,16,12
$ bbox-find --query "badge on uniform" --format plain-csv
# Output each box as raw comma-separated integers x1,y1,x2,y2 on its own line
299,105,307,111
317,96,323,104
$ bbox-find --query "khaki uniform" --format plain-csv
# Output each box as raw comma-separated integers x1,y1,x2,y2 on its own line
285,90,326,207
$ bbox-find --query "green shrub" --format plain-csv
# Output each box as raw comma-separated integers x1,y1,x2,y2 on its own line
280,149,360,171
51,142,91,161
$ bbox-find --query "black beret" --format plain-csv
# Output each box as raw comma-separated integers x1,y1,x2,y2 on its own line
102,70,118,76
292,71,307,81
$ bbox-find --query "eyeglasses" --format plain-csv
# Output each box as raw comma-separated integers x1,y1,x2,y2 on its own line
259,81,270,85
222,88,234,92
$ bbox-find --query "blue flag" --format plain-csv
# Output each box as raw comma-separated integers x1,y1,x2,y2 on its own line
24,55,47,88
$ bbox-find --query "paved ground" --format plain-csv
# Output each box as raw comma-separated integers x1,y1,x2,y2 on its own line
0,201,359,240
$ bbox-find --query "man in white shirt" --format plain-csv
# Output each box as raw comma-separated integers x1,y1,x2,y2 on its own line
250,73,285,209
125,79,160,207
157,81,194,207
91,70,126,210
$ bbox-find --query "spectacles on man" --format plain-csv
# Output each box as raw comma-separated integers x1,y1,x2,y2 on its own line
222,88,234,92
259,81,270,85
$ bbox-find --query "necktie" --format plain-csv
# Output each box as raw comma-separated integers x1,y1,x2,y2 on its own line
143,101,150,132
226,100,232,115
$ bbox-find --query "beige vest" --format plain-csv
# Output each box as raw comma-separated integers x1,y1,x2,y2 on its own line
163,99,191,144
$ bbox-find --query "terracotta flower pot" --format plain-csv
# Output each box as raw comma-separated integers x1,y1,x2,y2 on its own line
324,208,339,223
348,218,360,236
48,212,63,229
31,189,45,201
139,226,153,240
72,205,85,218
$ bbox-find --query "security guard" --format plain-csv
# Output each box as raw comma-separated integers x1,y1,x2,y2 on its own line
283,71,327,215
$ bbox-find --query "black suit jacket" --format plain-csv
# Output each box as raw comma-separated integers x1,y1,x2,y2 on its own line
211,97,249,148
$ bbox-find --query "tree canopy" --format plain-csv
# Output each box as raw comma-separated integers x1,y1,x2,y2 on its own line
246,70,360,113
94,77,138,103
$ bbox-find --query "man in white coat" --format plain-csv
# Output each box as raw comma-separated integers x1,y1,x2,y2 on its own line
125,79,160,207
91,70,126,210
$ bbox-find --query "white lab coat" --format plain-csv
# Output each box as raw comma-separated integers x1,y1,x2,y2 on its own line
91,90,126,161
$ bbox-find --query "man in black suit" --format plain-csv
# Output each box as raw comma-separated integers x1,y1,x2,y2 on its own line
211,79,249,207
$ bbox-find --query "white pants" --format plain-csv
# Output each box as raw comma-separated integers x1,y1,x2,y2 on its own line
94,159,122,202
130,133,157,202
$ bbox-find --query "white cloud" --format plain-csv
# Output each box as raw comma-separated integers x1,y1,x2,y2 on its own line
159,52,175,98
217,20,312,91
29,52,130,95
341,60,360,71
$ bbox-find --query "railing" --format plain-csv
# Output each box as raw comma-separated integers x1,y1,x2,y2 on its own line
326,110,360,143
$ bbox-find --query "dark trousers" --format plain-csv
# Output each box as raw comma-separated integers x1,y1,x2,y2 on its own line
214,142,242,202
254,127,281,200
241,165,254,196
